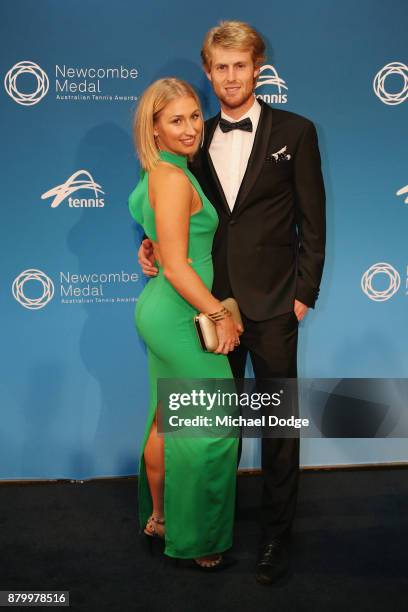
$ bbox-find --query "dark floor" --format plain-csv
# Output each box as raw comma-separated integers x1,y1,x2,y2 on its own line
0,468,407,612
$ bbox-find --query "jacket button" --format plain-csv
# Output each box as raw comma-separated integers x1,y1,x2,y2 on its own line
229,219,237,226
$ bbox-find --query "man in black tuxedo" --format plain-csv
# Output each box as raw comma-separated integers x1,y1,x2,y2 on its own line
139,21,325,584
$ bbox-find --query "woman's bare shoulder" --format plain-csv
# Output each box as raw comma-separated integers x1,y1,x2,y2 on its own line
149,161,192,198
149,161,187,182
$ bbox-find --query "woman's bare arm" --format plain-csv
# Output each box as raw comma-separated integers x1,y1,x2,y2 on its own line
151,164,222,313
150,163,239,353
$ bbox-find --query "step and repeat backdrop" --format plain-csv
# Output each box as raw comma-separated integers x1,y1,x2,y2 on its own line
1,0,407,478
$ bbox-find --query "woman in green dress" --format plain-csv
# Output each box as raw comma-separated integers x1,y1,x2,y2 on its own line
128,78,241,569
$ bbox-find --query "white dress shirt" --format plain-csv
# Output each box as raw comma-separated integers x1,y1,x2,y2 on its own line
209,96,261,211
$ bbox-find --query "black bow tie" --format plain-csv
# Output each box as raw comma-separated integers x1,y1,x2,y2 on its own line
219,117,253,133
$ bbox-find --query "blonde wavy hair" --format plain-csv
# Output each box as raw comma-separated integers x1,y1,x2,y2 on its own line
133,77,202,172
201,20,266,71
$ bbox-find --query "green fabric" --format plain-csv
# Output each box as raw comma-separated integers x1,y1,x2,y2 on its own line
128,151,238,558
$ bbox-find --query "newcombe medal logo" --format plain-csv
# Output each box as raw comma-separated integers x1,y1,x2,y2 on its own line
41,170,105,208
255,64,288,104
373,62,408,106
4,60,139,105
12,269,55,310
12,269,139,308
4,61,49,106
361,263,401,302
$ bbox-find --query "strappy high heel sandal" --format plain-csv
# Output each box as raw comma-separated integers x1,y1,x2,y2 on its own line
144,515,165,538
140,515,165,554
192,554,237,572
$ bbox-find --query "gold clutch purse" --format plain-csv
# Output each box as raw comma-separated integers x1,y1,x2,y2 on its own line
194,297,243,352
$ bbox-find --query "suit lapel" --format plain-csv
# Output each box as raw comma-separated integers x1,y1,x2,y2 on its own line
233,100,273,214
203,113,231,215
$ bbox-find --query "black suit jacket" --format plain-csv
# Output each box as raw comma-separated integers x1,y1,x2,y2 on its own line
189,99,326,321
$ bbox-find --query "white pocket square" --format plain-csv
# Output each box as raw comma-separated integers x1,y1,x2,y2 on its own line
269,146,291,162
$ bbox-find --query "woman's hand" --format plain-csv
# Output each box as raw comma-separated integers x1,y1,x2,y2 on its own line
214,316,240,355
138,239,158,277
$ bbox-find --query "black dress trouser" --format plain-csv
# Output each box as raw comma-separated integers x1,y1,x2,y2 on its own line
227,310,299,542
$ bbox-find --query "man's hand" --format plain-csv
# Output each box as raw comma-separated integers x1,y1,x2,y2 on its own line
138,239,158,277
294,299,309,321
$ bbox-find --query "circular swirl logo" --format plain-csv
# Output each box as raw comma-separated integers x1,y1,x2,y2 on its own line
373,62,408,106
12,269,54,310
361,263,401,302
4,61,49,106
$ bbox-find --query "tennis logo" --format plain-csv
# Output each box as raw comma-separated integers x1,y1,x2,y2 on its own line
41,170,105,208
361,263,401,302
255,64,288,104
12,269,54,310
396,184,408,204
373,62,408,106
4,61,49,106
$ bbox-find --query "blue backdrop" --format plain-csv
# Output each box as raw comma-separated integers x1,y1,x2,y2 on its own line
1,0,407,479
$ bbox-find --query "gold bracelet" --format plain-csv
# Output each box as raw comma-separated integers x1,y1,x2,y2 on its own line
206,306,231,322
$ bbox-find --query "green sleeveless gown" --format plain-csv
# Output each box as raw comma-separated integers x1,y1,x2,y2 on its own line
128,150,238,558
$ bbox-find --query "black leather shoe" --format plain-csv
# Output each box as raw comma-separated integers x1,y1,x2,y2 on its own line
256,539,289,585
